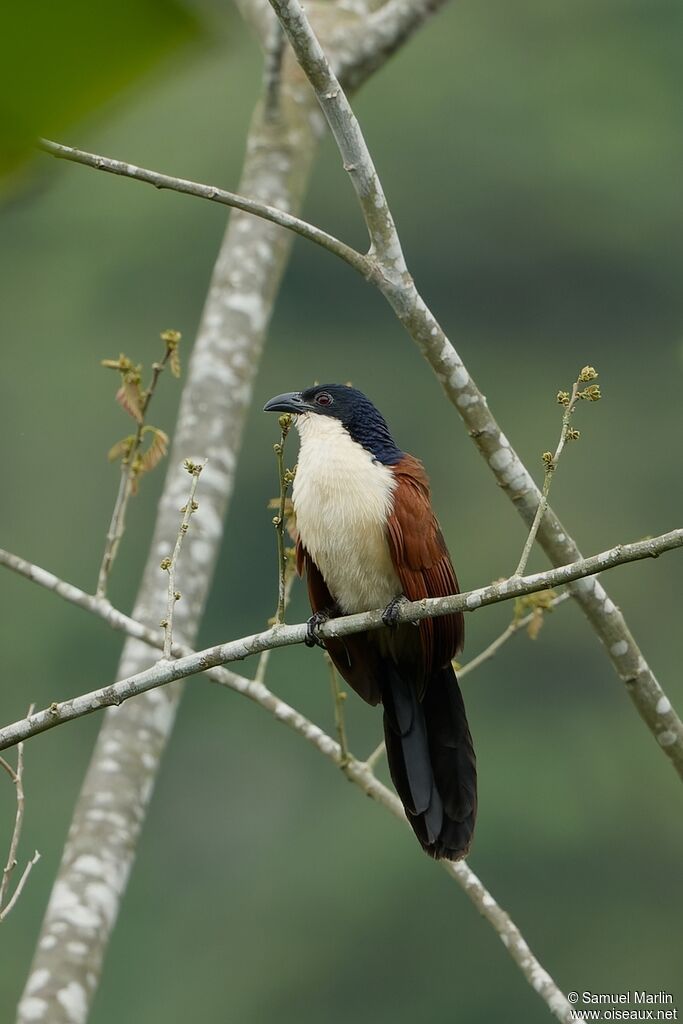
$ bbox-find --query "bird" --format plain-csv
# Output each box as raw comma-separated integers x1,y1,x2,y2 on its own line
264,384,477,860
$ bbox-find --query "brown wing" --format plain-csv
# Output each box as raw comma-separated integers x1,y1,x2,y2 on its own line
296,538,382,706
386,455,464,675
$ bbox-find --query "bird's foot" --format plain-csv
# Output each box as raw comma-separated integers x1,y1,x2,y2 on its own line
381,594,407,629
305,611,330,649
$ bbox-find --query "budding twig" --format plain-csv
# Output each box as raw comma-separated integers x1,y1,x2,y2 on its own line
0,705,39,922
160,459,205,659
327,655,351,770
272,415,294,625
96,331,181,598
514,366,601,579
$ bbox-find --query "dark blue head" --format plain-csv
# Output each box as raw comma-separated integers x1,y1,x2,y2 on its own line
264,384,404,466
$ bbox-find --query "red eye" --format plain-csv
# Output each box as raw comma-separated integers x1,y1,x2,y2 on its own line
315,392,333,407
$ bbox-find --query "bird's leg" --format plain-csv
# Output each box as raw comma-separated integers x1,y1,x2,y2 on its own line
305,610,330,648
381,594,407,629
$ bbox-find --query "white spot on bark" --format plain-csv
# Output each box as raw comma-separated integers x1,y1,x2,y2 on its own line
658,730,677,748
466,593,482,609
17,997,48,1020
38,935,57,951
97,759,119,773
72,855,106,877
610,640,628,657
489,448,513,471
448,365,469,390
26,970,50,995
86,882,118,926
603,599,615,614
67,941,88,957
57,982,87,1023
656,697,671,715
456,393,479,409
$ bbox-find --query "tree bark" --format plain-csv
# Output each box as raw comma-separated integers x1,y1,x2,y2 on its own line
17,85,322,1024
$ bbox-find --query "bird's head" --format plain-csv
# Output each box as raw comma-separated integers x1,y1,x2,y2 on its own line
263,384,404,465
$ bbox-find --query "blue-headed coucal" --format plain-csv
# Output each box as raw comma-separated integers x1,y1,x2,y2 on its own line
264,384,476,860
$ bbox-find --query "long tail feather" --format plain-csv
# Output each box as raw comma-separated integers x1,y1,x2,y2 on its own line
382,663,477,860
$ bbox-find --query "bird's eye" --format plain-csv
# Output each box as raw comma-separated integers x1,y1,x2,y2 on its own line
315,392,333,407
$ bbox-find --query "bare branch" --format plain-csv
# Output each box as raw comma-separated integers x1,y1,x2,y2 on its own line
19,81,329,1023
2,528,681,753
208,675,582,1024
1,706,40,921
96,333,177,597
332,0,449,91
269,0,406,270
38,139,368,278
161,460,206,659
263,0,683,780
514,368,599,579
0,554,581,1019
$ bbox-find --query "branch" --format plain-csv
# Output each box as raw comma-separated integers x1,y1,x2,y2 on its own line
332,0,449,91
0,707,40,922
513,368,599,579
263,0,683,780
270,0,406,271
18,71,330,1024
161,459,205,659
0,554,581,1022
38,139,368,277
2,528,681,753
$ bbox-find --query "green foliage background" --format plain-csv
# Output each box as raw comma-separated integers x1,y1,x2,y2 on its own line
1,2,682,1020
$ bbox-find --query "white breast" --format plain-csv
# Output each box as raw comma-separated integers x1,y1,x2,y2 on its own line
292,413,402,614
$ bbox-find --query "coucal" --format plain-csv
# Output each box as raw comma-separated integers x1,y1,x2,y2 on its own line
264,384,477,860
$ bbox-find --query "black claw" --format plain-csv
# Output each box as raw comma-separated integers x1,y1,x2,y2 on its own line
305,611,329,648
382,595,406,629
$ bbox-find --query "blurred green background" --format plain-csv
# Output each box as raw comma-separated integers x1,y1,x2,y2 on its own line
1,1,682,1021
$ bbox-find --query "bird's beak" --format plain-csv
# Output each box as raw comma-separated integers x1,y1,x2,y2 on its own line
263,391,309,414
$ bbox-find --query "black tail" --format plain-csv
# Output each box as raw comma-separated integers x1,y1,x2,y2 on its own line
382,663,477,860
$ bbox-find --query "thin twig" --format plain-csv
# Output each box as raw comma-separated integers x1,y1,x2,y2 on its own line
1,705,39,920
0,853,41,923
272,417,293,625
261,0,683,785
0,553,580,1017
365,739,385,771
1,528,681,754
327,655,350,768
96,334,178,597
38,139,369,280
514,369,599,578
206,675,583,1024
161,460,205,659
458,593,570,680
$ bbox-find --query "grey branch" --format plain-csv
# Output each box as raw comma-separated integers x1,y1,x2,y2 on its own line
19,69,326,1024
0,708,40,922
264,0,683,780
0,547,580,1023
38,139,368,277
20,4,447,1015
2,528,681,753
269,0,407,271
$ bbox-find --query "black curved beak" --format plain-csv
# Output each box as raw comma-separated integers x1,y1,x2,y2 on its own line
263,391,309,414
